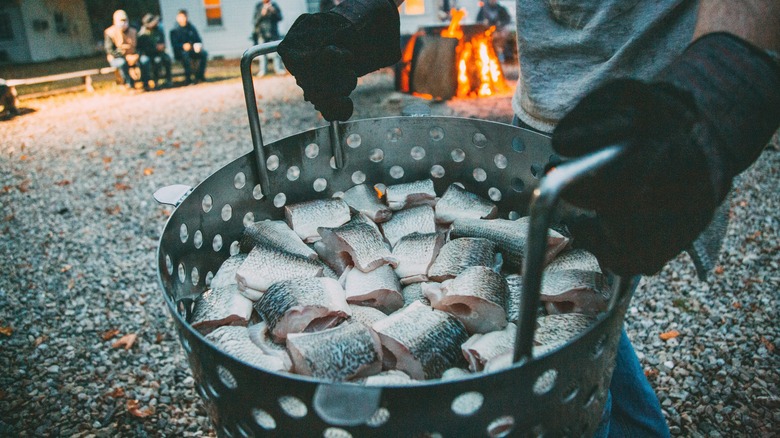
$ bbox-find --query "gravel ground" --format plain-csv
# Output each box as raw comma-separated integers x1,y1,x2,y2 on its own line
0,68,777,437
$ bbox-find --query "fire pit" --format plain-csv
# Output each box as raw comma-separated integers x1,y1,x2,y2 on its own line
397,10,510,100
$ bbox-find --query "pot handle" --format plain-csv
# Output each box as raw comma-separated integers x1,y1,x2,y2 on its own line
240,42,347,197
153,184,193,207
513,144,638,363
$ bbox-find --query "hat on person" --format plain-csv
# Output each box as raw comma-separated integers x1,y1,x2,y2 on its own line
142,13,160,27
113,10,128,23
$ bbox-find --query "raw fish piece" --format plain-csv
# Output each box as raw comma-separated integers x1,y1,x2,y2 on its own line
342,184,393,223
344,265,403,313
210,254,247,289
545,249,601,274
191,285,253,335
319,222,397,273
461,323,516,372
312,241,351,277
247,322,293,371
206,326,288,372
540,270,611,316
385,179,436,211
235,245,323,300
380,205,436,247
425,266,509,334
392,232,445,284
401,282,432,307
254,277,351,342
435,183,497,223
348,304,389,327
285,199,351,243
427,237,496,282
372,301,469,380
287,321,382,381
535,313,596,347
240,220,317,259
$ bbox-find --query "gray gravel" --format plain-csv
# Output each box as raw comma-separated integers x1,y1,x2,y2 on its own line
0,68,777,437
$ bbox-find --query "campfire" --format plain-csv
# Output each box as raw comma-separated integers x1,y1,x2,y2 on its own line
398,9,509,100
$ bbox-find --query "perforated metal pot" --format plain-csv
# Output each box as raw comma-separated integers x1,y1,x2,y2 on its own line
154,42,635,438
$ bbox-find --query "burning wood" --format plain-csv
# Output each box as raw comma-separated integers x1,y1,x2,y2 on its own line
399,9,509,100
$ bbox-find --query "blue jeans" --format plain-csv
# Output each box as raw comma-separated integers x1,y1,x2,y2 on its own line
510,115,669,437
110,56,151,87
179,50,208,83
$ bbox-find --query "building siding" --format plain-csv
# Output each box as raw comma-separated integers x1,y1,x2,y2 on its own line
20,0,95,62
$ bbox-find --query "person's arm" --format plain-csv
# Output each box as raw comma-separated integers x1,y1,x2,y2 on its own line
551,0,780,276
104,30,121,59
191,26,202,44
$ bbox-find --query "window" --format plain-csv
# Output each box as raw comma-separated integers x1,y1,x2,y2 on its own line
0,12,13,41
403,0,425,15
203,0,223,26
54,12,67,34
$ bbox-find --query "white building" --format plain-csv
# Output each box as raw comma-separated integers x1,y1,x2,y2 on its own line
0,0,96,64
158,0,505,59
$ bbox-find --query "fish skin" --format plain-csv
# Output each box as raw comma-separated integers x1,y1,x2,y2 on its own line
535,313,596,347
205,326,288,372
319,222,398,273
483,343,559,373
191,285,254,335
312,241,351,277
505,274,523,323
342,184,393,223
235,245,323,300
426,266,509,334
450,217,569,272
210,254,247,289
461,323,517,372
254,277,351,342
441,367,472,381
435,184,498,223
362,369,416,386
392,232,445,284
380,205,436,247
544,249,601,274
427,237,497,282
385,179,437,211
372,301,469,380
240,220,318,260
247,322,293,371
540,270,611,316
285,199,351,243
286,320,383,381
401,282,431,307
344,264,404,313
348,304,388,327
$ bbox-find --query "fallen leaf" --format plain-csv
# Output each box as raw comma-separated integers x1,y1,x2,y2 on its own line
155,149,165,156
172,141,181,149
107,387,125,398
659,330,680,341
644,368,659,379
67,279,75,290
273,111,281,119
194,141,204,148
155,333,164,344
112,333,137,350
17,180,30,193
34,335,48,347
714,266,725,275
55,180,71,186
114,182,131,191
127,399,153,418
732,301,742,309
143,168,154,176
60,264,72,273
101,328,120,341
20,155,28,161
760,337,775,353
0,326,12,336
155,136,163,143
105,205,121,215
103,156,113,164
4,214,13,222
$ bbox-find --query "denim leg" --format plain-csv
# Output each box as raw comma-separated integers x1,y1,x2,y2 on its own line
110,57,133,87
180,52,193,82
195,51,207,81
273,52,284,74
138,55,152,84
258,54,268,76
161,54,173,83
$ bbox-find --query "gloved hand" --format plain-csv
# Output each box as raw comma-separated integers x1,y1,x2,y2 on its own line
278,0,401,121
552,33,780,276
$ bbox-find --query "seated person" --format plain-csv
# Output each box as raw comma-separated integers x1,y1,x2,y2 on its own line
476,0,511,62
0,78,19,118
170,9,208,85
138,13,172,87
104,10,151,90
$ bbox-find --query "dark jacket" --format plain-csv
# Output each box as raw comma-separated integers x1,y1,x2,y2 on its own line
169,23,202,60
137,26,166,56
476,3,511,29
253,2,282,42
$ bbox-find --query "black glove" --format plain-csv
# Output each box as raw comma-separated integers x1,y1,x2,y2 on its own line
278,0,401,121
552,33,780,276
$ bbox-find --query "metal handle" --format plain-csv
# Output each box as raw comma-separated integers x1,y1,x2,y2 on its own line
240,41,346,197
153,184,193,207
513,144,634,363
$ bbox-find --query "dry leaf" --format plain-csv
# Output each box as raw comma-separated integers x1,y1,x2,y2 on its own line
19,155,28,161
273,111,281,119
0,326,12,336
103,156,113,164
155,136,163,143
732,301,742,309
659,330,680,341
114,183,131,191
194,141,204,148
17,180,30,193
143,168,154,176
34,336,48,347
714,266,725,275
105,205,121,215
127,399,153,418
107,387,125,398
644,368,659,379
61,264,72,273
112,333,137,350
172,141,181,149
67,279,75,290
55,180,71,186
155,333,164,344
760,337,775,353
101,328,120,341
4,214,14,222
155,149,165,156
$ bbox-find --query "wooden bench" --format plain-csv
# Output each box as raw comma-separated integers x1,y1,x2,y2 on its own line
5,66,117,100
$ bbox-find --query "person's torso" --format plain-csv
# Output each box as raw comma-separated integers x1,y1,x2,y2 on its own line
107,26,137,55
173,24,197,44
512,0,697,132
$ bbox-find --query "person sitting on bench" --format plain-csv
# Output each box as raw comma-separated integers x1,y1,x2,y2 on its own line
138,13,173,88
0,78,19,118
170,9,208,85
104,10,151,91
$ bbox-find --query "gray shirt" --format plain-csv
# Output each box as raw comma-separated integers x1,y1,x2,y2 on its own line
512,0,697,132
